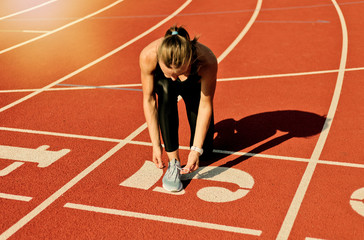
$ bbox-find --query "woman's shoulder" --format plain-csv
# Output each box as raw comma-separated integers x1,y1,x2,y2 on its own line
139,38,163,72
195,42,217,72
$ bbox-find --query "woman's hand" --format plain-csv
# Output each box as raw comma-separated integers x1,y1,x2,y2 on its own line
152,144,164,168
181,150,200,174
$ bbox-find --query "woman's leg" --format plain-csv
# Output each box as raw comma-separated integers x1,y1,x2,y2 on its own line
155,78,180,158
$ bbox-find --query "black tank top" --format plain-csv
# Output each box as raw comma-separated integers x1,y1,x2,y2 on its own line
154,60,201,84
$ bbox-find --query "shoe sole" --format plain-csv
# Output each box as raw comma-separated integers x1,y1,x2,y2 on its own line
162,183,183,192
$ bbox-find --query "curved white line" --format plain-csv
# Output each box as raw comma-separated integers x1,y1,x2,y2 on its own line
0,0,124,55
217,0,262,63
0,0,192,114
0,0,57,21
276,1,348,239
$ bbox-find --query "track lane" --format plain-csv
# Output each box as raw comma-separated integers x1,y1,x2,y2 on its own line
277,0,350,239
181,0,352,239
60,0,261,87
319,70,364,164
217,1,343,79
286,2,364,239
342,1,364,68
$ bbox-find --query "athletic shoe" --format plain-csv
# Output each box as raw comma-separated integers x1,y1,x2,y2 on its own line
162,159,183,192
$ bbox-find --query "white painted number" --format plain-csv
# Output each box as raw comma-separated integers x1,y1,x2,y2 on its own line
0,145,70,176
350,187,364,217
120,160,254,203
120,161,163,190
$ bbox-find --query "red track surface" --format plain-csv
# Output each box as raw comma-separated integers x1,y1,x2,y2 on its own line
1,0,364,239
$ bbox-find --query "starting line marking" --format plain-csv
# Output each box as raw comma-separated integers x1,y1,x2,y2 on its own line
0,193,32,202
0,145,70,176
1,126,364,170
0,145,70,167
64,202,262,236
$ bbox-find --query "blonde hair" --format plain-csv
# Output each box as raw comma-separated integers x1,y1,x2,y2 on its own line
157,25,198,69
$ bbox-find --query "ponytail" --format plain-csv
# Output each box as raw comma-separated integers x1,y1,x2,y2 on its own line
165,25,191,40
157,25,198,69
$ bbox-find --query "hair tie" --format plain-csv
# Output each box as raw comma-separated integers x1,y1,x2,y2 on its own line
171,31,178,35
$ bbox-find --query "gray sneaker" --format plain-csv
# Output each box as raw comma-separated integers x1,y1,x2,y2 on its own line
162,159,183,192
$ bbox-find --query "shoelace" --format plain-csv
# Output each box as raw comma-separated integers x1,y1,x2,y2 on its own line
167,164,178,178
167,164,188,180
177,166,190,174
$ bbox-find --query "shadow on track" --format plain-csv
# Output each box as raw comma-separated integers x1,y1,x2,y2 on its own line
182,110,328,189
198,110,328,170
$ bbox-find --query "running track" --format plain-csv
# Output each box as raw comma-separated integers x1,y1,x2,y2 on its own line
0,0,364,239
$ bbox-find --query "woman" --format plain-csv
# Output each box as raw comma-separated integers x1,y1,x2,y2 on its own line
139,25,217,192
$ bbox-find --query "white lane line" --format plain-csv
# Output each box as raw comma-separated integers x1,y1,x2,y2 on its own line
0,0,192,114
0,83,143,93
255,20,330,24
317,159,364,169
217,0,262,63
305,238,327,240
0,0,57,21
22,30,51,34
1,126,364,170
217,66,364,82
0,0,124,55
212,149,364,169
0,162,24,176
0,30,50,33
2,66,363,94
64,202,262,236
55,83,142,91
0,126,121,142
0,193,32,202
276,1,348,239
0,1,193,238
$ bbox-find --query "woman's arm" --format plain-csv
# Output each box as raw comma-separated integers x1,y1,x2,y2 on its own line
183,45,217,173
192,60,217,150
139,46,164,168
